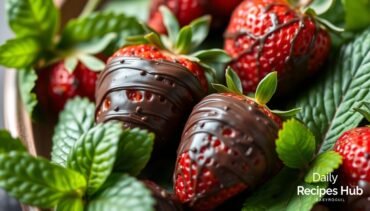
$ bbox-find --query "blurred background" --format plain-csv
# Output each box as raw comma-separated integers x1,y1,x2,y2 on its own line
0,1,22,211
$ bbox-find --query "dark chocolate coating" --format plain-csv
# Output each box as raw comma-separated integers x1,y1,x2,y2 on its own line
143,181,183,211
95,56,205,143
346,180,370,210
175,93,280,204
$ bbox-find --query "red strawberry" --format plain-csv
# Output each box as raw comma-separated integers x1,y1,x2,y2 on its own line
224,0,331,93
95,11,230,145
174,70,289,210
148,0,242,33
36,60,99,112
148,0,206,33
334,127,370,187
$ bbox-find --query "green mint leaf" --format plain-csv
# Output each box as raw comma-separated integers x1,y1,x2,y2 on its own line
59,12,145,52
212,84,235,93
192,49,231,64
52,97,95,167
75,33,117,55
77,54,105,72
67,123,122,195
102,0,150,21
271,108,302,119
114,128,154,176
88,174,154,211
6,0,59,44
343,0,370,31
175,26,193,54
305,151,342,183
255,71,277,105
285,181,328,211
243,168,327,211
0,37,40,68
159,6,179,44
225,67,243,94
0,130,26,153
56,197,84,211
296,28,370,153
307,0,334,15
190,15,211,49
17,68,38,114
276,119,316,169
0,151,86,208
64,57,79,73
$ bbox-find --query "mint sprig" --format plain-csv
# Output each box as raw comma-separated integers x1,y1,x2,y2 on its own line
88,174,154,211
18,68,38,114
6,0,59,44
67,123,122,195
297,27,370,152
0,151,86,208
56,197,84,211
114,128,154,176
52,97,96,166
0,37,40,68
0,130,26,153
58,12,146,52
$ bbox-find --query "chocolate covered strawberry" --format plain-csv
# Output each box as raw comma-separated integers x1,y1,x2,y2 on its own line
95,8,230,145
36,58,102,112
143,180,183,211
174,69,293,210
334,104,370,187
148,0,242,33
224,0,331,93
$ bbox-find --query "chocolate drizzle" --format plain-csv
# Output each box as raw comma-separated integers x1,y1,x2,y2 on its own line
95,56,205,144
175,94,280,204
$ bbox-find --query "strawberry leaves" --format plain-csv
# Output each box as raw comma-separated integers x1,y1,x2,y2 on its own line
255,71,277,105
244,119,342,211
304,151,342,183
276,119,316,169
297,28,370,153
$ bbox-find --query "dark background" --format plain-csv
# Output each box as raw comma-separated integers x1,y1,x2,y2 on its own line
0,1,22,210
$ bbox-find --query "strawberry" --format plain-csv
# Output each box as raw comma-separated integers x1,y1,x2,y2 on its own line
95,8,230,145
143,180,183,211
334,127,370,187
224,0,331,93
148,0,206,33
174,69,293,210
148,0,242,33
35,58,102,112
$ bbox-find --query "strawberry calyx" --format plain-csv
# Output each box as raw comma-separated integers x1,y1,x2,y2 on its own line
353,102,370,123
126,6,231,85
212,67,301,119
287,0,344,33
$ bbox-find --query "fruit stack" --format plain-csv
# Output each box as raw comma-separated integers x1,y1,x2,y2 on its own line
0,0,370,210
